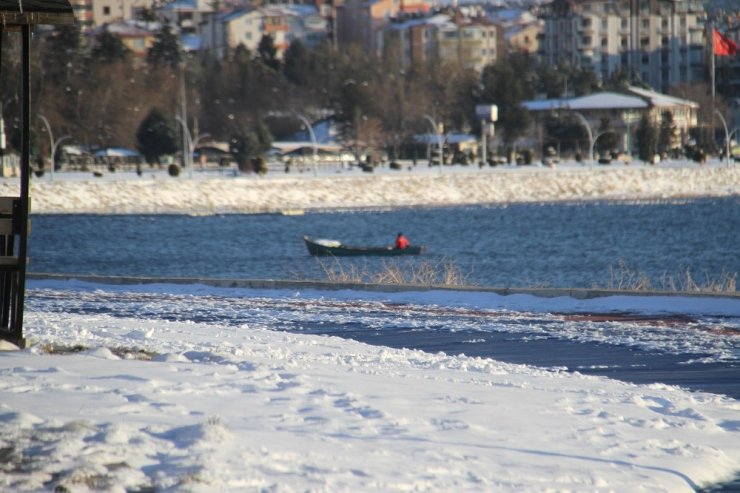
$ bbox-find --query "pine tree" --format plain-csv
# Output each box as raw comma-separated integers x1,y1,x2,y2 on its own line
257,34,280,71
136,108,178,165
147,22,182,70
636,113,658,163
91,28,130,64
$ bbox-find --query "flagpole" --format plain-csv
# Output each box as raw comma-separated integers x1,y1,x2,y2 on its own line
710,22,715,155
710,22,715,102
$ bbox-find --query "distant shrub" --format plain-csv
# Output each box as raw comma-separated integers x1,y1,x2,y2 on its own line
251,156,267,175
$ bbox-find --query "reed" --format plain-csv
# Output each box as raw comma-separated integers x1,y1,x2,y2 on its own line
604,259,737,293
315,257,472,286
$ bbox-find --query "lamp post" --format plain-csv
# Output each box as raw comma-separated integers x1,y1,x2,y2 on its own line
423,114,443,174
296,114,318,176
38,115,70,181
714,110,730,166
573,112,594,165
175,116,193,178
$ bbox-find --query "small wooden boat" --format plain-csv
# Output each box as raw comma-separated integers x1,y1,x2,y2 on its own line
304,236,425,256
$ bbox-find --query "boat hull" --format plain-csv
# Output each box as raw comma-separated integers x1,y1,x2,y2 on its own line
304,236,424,256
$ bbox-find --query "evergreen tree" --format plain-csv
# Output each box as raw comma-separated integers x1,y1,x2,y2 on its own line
283,40,309,86
229,126,260,169
658,111,677,155
572,68,600,96
136,108,178,165
254,119,273,155
257,34,280,71
479,58,533,148
147,22,181,70
91,28,130,64
636,113,658,163
40,24,83,84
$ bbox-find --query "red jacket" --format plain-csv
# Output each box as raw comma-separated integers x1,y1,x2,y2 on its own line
395,235,410,249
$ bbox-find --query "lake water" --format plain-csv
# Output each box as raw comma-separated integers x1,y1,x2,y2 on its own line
28,197,740,289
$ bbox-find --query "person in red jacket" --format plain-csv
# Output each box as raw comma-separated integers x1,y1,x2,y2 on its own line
395,232,410,250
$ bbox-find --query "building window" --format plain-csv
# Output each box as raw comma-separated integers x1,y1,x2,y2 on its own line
103,6,110,15
642,19,649,29
642,54,649,64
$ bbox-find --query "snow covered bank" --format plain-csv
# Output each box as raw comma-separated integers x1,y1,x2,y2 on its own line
2,281,740,492
2,161,738,215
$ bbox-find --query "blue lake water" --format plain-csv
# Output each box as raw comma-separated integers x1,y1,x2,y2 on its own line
28,197,740,289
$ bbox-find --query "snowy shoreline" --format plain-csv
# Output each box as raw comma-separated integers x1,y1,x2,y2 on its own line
1,160,738,215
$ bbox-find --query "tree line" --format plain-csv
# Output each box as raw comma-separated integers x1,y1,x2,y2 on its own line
0,22,725,169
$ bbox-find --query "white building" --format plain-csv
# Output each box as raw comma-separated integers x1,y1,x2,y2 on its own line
523,85,699,155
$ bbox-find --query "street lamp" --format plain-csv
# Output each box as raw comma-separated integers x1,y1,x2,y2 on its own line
38,115,70,181
714,110,730,166
573,112,594,165
423,114,443,174
175,116,193,178
296,114,318,177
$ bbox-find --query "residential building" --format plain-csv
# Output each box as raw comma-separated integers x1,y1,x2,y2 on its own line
200,4,329,60
436,12,499,72
89,20,160,58
336,0,429,54
381,9,499,72
538,0,707,94
159,0,216,35
91,0,151,27
506,20,542,54
70,0,94,31
486,8,542,55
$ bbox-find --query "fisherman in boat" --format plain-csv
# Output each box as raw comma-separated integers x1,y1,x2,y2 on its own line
395,232,410,250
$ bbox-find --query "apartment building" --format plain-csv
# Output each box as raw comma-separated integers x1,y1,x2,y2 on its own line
437,13,499,72
91,0,151,27
200,5,328,60
380,10,499,72
336,0,428,53
538,0,707,93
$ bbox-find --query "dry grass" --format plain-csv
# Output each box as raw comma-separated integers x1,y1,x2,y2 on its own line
604,259,737,293
315,257,473,286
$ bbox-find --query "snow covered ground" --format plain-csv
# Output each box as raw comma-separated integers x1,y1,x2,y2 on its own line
1,159,739,491
1,280,740,492
0,158,738,215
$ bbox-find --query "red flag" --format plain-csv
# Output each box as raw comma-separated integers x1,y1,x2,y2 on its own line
713,28,739,56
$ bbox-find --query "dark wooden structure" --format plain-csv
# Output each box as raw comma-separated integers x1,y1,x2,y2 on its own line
0,0,74,348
